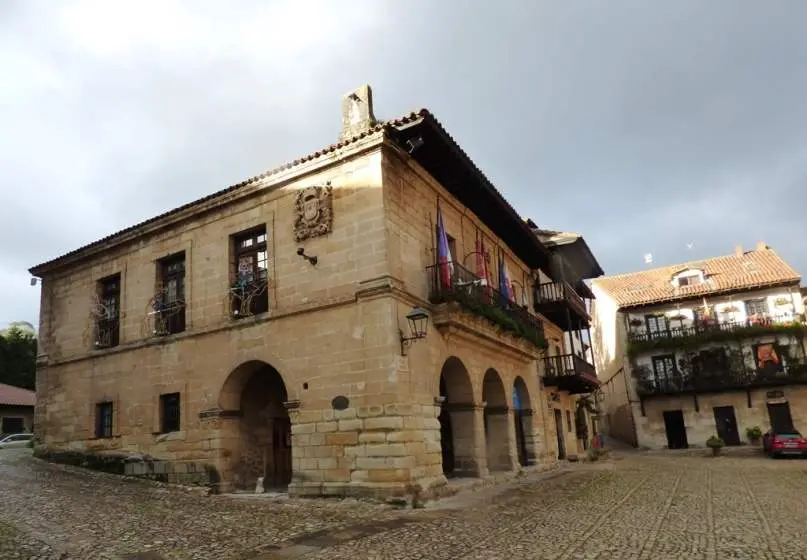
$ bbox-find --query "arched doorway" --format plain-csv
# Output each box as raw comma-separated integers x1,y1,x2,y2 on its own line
438,357,478,477
513,377,534,467
219,361,292,491
483,369,513,471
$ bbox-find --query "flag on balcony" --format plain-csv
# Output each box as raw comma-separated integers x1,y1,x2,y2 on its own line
478,235,493,303
436,203,454,289
498,250,514,304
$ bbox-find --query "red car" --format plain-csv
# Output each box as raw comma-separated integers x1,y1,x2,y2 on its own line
763,428,807,458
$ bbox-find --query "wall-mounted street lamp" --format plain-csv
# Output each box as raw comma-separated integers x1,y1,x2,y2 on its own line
30,277,41,286
296,247,318,266
400,306,429,356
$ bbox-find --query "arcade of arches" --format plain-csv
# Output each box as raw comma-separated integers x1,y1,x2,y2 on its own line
211,357,591,495
437,357,553,479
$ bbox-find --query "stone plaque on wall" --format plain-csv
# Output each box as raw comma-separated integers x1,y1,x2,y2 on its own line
294,184,334,242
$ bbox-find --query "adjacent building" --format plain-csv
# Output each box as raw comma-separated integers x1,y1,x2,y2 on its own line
29,85,602,497
591,243,805,449
0,383,36,435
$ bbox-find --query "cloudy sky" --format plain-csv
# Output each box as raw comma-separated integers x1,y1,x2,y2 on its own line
2,0,806,328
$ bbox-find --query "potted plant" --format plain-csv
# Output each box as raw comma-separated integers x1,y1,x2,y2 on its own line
746,426,763,445
706,435,725,456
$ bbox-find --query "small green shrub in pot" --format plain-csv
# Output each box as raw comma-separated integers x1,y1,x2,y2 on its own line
706,435,725,456
746,426,763,444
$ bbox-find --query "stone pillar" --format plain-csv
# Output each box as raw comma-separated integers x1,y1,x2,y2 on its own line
485,406,515,472
446,403,487,477
204,408,243,493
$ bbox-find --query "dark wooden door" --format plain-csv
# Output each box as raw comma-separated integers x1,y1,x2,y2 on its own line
662,410,688,449
554,409,566,460
438,407,455,476
767,402,795,433
713,406,741,446
270,416,292,488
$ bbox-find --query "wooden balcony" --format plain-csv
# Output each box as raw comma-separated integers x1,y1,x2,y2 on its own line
534,281,589,331
542,353,599,395
634,362,807,398
627,314,806,357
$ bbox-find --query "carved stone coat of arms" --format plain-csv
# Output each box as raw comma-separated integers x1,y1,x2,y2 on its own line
293,185,334,242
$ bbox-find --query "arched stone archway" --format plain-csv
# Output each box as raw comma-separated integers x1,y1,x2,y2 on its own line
483,369,514,471
513,377,535,467
219,360,292,491
438,357,480,477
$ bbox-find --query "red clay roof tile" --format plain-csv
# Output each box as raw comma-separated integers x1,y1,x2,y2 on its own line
593,247,801,308
0,383,35,407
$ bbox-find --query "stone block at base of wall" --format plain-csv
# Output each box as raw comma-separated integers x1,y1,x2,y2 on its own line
33,447,221,492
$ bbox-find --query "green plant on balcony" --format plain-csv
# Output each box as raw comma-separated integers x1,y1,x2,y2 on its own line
627,320,806,358
429,290,548,350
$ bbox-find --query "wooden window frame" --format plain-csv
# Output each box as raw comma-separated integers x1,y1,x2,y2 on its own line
95,401,114,439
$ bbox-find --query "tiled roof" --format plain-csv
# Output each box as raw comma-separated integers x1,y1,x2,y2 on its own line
0,383,35,407
592,246,801,308
29,110,428,275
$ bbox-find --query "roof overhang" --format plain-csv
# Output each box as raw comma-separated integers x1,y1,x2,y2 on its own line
618,279,802,311
387,112,552,271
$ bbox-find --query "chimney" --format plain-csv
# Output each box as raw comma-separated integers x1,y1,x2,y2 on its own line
756,241,768,251
339,84,377,141
735,244,743,257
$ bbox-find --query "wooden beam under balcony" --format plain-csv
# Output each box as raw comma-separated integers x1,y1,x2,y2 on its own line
534,281,589,331
542,353,599,395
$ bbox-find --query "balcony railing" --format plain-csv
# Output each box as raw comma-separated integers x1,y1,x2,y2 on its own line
534,282,588,320
627,313,806,357
542,353,599,394
426,262,547,350
95,316,120,348
634,362,807,397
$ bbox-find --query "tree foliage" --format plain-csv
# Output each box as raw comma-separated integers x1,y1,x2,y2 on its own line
0,326,37,390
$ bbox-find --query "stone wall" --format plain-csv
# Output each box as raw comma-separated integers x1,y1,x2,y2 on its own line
635,385,807,449
34,132,588,498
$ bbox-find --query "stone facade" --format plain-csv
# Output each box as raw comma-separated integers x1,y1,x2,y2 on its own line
30,87,598,497
592,250,806,450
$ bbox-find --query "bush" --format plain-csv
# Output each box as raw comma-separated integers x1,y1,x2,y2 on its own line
746,426,763,440
706,435,724,449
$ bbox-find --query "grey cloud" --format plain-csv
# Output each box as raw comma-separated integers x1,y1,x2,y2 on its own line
2,0,807,328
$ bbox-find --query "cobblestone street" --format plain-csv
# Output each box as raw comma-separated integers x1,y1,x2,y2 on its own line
3,449,807,559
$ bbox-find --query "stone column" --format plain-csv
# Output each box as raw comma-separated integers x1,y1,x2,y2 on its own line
445,403,488,477
485,405,515,472
204,408,243,493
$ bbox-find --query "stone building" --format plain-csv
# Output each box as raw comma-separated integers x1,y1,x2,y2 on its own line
591,243,806,449
0,383,36,434
29,85,602,497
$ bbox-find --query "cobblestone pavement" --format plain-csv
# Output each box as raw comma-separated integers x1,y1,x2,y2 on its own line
4,449,807,559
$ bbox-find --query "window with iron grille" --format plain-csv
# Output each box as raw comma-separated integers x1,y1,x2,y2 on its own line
565,410,573,433
155,253,186,335
95,402,114,438
160,392,181,433
744,298,768,317
652,355,677,385
96,274,121,348
231,228,269,317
